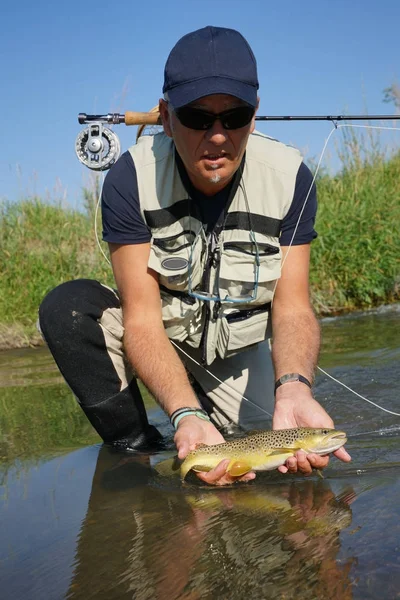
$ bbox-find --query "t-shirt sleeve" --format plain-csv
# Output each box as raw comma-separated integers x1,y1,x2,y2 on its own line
279,161,318,246
101,151,151,244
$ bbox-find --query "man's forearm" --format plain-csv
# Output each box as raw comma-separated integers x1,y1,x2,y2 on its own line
271,309,321,382
123,322,200,416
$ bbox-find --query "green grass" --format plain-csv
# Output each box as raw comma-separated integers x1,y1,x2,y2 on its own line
310,134,400,312
1,137,399,345
0,198,114,342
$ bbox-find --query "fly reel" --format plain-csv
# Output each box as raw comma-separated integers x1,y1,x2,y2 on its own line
75,122,121,171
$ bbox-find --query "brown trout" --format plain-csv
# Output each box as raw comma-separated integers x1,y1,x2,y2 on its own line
179,427,347,480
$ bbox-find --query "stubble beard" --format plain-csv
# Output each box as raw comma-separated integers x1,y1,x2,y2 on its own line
209,163,222,185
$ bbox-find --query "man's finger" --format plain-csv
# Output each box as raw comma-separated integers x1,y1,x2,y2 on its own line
177,440,190,459
294,451,313,475
305,453,330,470
334,446,352,462
196,460,256,486
285,457,298,474
196,459,230,483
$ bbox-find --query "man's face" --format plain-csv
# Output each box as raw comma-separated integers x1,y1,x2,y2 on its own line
159,94,257,196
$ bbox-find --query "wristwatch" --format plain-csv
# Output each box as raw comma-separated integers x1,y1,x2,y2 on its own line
274,373,312,394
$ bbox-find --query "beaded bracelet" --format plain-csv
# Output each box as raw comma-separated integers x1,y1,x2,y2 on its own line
170,406,211,429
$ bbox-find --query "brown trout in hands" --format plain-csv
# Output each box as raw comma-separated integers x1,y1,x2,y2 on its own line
179,427,347,480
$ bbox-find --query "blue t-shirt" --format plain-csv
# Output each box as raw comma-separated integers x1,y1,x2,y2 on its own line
102,150,317,245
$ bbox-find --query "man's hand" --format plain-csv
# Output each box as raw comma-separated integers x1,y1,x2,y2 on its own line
272,383,351,475
174,416,256,486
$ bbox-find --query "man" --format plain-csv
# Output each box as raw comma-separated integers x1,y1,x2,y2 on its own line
39,26,350,485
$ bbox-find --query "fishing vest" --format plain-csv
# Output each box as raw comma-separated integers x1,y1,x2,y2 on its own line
129,131,302,365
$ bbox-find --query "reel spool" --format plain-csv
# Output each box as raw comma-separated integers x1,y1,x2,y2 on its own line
75,122,121,171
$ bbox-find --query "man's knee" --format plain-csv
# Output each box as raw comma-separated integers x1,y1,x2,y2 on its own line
38,279,119,340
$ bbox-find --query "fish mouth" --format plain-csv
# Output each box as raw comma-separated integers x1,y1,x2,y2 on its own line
313,431,347,454
330,432,347,442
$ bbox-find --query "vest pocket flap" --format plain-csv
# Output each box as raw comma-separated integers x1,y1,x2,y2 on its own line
216,308,270,359
219,241,281,283
160,290,202,344
149,231,205,289
150,235,192,276
153,230,196,253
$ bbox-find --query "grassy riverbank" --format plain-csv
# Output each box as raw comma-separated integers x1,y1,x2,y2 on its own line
0,200,114,348
310,147,400,312
1,147,399,349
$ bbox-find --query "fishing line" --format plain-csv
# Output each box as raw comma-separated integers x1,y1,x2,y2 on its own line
94,171,111,266
348,426,400,438
94,121,399,419
171,340,273,418
317,366,400,417
173,122,400,418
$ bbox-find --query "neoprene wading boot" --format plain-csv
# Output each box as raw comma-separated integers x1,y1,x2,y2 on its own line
109,425,165,453
83,379,165,453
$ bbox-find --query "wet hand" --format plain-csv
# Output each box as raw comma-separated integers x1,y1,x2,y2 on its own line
174,416,256,486
174,415,225,460
273,385,352,475
195,459,256,486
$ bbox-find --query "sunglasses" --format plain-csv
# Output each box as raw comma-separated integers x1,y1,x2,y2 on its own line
174,105,255,131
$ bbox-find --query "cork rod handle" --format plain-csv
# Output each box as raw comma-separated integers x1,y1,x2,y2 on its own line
124,111,161,126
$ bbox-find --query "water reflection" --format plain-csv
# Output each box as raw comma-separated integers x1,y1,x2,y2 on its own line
62,447,355,600
1,306,400,599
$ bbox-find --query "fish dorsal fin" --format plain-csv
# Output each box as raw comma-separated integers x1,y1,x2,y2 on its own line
194,443,207,449
245,429,262,436
227,460,253,477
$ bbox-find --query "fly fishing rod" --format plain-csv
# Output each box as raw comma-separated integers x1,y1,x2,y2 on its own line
76,107,400,418
75,109,400,171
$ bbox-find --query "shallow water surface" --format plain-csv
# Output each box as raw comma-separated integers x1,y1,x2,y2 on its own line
1,305,400,599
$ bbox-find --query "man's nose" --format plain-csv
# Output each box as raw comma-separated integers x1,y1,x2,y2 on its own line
205,118,228,144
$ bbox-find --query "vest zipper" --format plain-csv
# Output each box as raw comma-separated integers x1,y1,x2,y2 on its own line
200,232,220,365
225,302,272,322
159,285,196,305
223,242,279,256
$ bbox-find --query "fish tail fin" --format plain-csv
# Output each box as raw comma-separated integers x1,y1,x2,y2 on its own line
154,455,182,478
180,456,197,480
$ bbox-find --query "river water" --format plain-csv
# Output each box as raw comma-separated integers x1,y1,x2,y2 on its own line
0,305,399,600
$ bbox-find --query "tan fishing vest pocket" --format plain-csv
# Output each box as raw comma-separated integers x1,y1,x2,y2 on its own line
160,289,202,343
218,232,282,305
149,229,206,292
216,305,271,359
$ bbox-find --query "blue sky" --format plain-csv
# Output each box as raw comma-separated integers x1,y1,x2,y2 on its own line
1,0,399,207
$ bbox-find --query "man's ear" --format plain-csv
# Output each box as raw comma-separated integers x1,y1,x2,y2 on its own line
159,99,173,138
250,96,260,133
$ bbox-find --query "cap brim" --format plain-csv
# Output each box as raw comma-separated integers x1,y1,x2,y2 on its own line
167,77,258,109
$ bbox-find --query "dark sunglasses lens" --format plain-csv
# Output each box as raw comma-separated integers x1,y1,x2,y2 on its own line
221,107,254,129
175,108,214,130
175,106,254,130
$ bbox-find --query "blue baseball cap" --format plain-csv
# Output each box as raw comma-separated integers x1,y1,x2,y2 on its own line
163,26,259,109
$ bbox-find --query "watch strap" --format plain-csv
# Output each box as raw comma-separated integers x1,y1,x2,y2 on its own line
274,373,312,394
